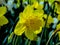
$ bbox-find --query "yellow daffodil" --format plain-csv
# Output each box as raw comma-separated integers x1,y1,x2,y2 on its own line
43,14,53,28
14,5,44,40
0,7,8,27
56,23,60,40
55,1,60,14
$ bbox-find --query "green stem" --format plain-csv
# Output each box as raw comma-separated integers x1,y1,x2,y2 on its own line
46,28,60,45
15,36,18,45
40,13,49,45
12,35,16,45
25,39,28,45
28,40,31,45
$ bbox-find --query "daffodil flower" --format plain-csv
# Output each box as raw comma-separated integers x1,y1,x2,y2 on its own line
0,7,8,27
55,1,60,20
55,1,60,14
14,5,44,40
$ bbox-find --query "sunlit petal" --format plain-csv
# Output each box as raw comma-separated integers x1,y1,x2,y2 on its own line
0,16,8,26
0,7,7,17
34,27,42,34
25,29,37,40
14,21,26,36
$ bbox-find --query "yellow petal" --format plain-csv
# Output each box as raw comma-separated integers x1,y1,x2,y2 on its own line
47,15,53,27
19,12,26,23
37,5,43,10
55,2,60,14
0,16,8,26
23,5,33,14
23,5,33,18
32,1,39,8
56,23,60,30
34,27,42,34
25,29,37,40
57,15,60,21
43,14,47,19
19,5,34,24
14,21,26,36
43,15,53,28
34,10,44,18
0,7,7,17
47,15,53,24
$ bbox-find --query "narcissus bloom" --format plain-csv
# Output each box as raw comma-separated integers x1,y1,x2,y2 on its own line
0,7,8,27
55,1,60,14
14,5,44,40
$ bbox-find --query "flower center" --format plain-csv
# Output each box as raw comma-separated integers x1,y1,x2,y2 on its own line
25,16,42,30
